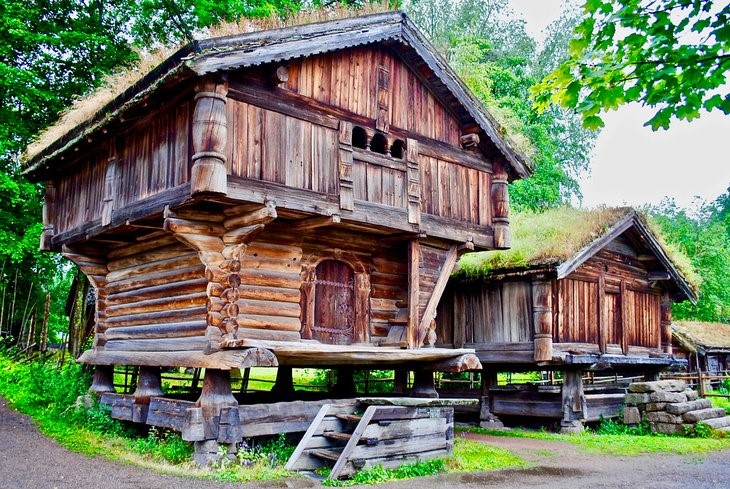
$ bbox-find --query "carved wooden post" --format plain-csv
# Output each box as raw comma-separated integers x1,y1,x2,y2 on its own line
40,181,56,251
407,240,420,349
101,148,117,227
532,277,553,362
89,365,116,395
300,266,316,339
560,369,586,433
353,272,371,344
406,138,421,225
191,76,228,196
375,64,390,133
338,121,355,211
411,370,438,398
197,369,239,440
661,293,672,354
132,367,163,423
491,158,510,249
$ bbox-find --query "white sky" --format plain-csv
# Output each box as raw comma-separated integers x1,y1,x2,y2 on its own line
508,0,730,210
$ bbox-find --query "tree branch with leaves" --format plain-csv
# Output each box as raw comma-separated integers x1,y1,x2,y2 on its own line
532,0,730,130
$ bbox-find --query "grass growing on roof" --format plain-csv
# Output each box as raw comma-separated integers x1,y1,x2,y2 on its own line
457,207,630,277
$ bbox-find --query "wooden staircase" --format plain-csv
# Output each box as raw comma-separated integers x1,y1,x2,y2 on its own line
286,400,454,479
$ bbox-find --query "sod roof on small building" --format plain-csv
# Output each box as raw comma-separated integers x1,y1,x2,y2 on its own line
457,206,698,302
672,321,730,353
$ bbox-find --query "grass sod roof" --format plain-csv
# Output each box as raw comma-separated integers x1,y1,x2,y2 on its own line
22,8,532,181
456,206,699,298
672,321,730,352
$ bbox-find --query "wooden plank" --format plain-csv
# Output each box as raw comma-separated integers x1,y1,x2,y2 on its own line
78,347,278,369
285,404,333,471
329,405,378,479
105,321,207,340
407,240,420,349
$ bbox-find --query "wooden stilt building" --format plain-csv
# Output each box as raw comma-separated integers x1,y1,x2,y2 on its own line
437,207,697,431
23,12,531,468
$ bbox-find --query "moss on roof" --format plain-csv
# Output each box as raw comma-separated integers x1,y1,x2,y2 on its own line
456,206,699,294
457,206,631,277
673,321,730,350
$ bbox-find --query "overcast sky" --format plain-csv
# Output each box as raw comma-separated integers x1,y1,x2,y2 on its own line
508,0,730,211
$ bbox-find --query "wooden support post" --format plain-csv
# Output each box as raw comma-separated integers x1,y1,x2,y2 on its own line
490,158,511,249
334,367,356,397
196,368,239,441
338,121,355,211
132,366,163,423
89,365,116,395
375,64,390,133
393,369,409,395
40,181,56,251
407,240,420,349
620,280,629,355
272,366,295,397
560,369,585,433
191,76,229,196
101,148,117,227
410,370,438,398
532,277,553,362
418,245,458,347
406,138,421,225
479,368,503,428
661,293,672,354
598,275,607,353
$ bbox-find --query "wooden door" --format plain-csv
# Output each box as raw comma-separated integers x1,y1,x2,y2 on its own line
312,260,355,345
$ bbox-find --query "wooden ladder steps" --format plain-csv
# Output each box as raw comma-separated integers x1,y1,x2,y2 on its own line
324,431,379,445
336,413,362,423
309,448,343,462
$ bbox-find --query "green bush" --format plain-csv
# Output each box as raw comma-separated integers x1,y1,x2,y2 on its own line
596,415,651,436
131,427,193,464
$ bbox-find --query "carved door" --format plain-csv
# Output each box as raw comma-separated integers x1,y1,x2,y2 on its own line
312,260,355,345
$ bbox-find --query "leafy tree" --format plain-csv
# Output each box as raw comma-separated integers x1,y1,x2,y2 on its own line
0,1,137,343
649,189,730,322
533,0,730,130
407,0,596,209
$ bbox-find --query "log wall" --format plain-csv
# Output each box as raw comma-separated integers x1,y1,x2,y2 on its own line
101,237,207,351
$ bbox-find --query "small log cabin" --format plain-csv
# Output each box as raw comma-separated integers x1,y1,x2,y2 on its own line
672,321,730,375
437,207,697,430
23,12,530,455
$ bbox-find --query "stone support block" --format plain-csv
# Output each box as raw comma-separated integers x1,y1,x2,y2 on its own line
666,399,712,415
684,389,699,401
650,391,687,403
628,380,687,393
645,402,667,412
645,411,683,424
623,406,642,425
682,408,728,424
625,393,651,405
652,422,687,435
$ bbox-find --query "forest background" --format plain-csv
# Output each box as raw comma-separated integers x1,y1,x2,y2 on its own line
1,0,727,353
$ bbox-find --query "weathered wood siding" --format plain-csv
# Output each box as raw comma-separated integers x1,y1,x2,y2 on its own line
420,157,491,225
436,280,533,348
227,100,338,193
52,102,192,234
555,279,598,343
101,236,207,352
55,150,107,233
285,47,460,146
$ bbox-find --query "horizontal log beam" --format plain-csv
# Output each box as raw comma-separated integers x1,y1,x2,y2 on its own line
78,347,278,369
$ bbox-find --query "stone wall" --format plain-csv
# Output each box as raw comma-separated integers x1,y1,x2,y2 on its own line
623,380,728,435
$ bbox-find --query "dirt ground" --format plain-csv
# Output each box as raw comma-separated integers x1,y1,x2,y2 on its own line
2,396,729,489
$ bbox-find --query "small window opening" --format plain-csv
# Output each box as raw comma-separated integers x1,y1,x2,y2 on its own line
352,126,368,149
390,139,405,159
370,133,387,154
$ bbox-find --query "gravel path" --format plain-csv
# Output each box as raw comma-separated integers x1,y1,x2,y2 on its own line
2,396,729,488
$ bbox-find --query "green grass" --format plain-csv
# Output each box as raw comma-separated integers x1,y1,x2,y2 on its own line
465,426,730,456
